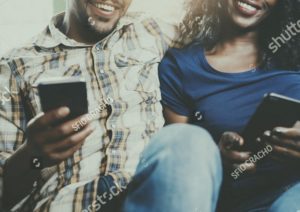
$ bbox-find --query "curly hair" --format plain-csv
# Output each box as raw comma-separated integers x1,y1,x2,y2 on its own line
180,0,300,70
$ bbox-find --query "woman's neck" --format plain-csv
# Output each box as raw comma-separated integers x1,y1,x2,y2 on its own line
205,25,261,73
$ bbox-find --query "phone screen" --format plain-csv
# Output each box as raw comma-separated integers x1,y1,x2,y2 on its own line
38,78,88,123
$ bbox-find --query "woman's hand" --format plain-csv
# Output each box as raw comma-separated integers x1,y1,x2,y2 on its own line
219,132,256,179
265,124,300,165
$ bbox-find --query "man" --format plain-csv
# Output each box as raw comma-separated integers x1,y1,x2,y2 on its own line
0,0,222,211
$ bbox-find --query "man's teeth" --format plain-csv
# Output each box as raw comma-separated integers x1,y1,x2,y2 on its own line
238,1,257,12
95,3,115,12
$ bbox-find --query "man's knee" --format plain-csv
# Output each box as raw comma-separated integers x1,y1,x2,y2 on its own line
144,123,220,163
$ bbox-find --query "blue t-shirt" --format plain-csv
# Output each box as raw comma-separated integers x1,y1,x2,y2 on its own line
159,44,300,195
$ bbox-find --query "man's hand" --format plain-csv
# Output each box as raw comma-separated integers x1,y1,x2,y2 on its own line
219,132,256,174
266,125,300,165
26,107,95,167
4,107,95,209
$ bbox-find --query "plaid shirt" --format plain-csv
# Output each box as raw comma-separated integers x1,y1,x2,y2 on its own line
0,12,177,211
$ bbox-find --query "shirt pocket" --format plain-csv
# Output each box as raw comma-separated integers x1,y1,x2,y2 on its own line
114,50,161,92
114,52,163,130
114,51,162,107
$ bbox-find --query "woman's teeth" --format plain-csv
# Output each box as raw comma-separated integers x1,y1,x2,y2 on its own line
238,1,257,12
95,3,115,12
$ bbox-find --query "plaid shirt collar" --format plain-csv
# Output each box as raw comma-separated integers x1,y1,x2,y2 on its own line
33,12,134,49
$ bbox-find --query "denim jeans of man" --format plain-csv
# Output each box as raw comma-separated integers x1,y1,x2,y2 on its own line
94,124,223,212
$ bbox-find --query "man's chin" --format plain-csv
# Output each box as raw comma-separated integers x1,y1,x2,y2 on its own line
91,19,119,34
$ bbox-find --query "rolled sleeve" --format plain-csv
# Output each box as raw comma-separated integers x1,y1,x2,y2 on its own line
108,171,132,192
159,50,191,116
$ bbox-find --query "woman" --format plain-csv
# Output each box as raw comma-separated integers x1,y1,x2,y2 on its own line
159,0,300,211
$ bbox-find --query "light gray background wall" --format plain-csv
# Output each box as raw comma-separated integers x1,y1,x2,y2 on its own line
0,0,184,56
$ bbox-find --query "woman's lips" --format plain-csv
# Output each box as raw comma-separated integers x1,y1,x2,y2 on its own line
236,0,260,17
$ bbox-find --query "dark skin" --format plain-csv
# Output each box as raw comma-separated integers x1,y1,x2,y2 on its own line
3,0,133,209
3,108,94,209
164,0,300,174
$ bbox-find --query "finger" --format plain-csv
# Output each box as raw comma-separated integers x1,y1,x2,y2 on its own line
272,145,300,160
260,130,271,142
32,107,70,131
47,114,91,142
48,126,94,162
52,124,95,152
272,127,300,140
219,132,244,150
269,135,300,151
48,139,85,163
233,162,256,173
219,132,251,162
222,150,251,163
27,112,44,128
269,154,288,163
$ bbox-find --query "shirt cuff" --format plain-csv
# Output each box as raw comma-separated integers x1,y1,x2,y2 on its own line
108,171,132,192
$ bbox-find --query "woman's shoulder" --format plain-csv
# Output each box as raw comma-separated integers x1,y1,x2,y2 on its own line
160,43,203,70
159,43,204,84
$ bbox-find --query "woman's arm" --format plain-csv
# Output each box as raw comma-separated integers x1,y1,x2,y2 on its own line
163,107,189,125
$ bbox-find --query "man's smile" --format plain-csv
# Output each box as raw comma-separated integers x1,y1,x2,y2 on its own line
89,1,122,18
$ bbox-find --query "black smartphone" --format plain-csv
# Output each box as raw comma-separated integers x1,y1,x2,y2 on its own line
38,77,88,124
242,93,300,152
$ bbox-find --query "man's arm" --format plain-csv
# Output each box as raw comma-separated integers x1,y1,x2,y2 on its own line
0,61,94,210
3,109,95,210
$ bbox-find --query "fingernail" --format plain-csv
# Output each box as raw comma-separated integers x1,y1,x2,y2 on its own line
241,152,251,157
264,131,271,137
58,107,70,116
273,127,286,135
233,136,240,142
256,137,261,142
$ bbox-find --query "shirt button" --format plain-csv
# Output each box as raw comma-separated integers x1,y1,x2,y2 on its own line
106,96,114,104
95,46,101,51
111,124,116,129
100,69,105,74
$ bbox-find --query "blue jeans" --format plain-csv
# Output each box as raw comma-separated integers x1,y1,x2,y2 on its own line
97,124,300,212
269,181,300,212
121,124,223,212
